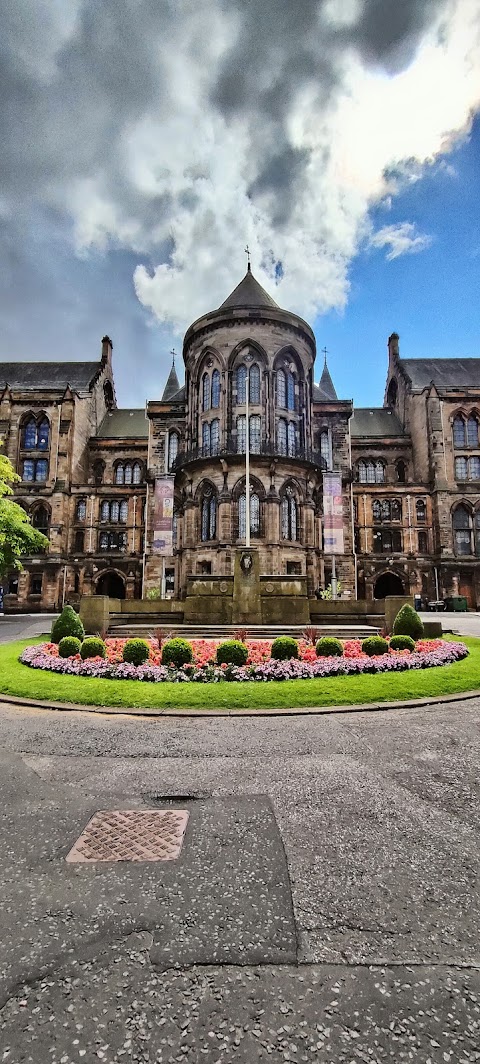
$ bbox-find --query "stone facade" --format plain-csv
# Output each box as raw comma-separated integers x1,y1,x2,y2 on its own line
1,270,479,611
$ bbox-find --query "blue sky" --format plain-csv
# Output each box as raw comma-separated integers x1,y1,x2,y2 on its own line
319,115,480,406
1,0,479,410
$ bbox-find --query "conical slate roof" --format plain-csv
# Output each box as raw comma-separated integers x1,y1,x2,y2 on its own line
318,360,337,401
161,360,180,401
219,264,280,310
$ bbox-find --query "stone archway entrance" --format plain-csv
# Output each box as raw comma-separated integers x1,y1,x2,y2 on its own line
96,571,126,599
374,571,404,599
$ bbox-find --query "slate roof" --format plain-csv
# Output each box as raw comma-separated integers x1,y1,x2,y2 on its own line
318,361,337,401
97,409,148,438
219,265,280,310
162,361,181,401
0,361,101,391
350,408,406,437
400,357,480,391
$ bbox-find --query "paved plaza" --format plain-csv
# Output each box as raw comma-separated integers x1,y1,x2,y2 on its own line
1,670,480,1061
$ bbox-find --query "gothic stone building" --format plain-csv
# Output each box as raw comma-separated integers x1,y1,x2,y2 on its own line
1,266,479,612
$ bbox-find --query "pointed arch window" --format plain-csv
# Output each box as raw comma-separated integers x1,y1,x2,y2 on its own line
201,490,217,541
22,418,37,449
211,369,220,408
202,372,210,412
76,499,87,522
277,418,287,455
32,505,50,537
287,373,295,411
202,421,211,456
37,419,50,451
115,462,143,486
168,431,179,471
276,369,286,409
467,416,479,447
357,460,385,485
236,365,247,404
453,504,472,556
416,499,426,522
453,416,466,448
320,430,330,470
238,492,261,539
281,489,298,541
249,364,260,403
22,416,50,451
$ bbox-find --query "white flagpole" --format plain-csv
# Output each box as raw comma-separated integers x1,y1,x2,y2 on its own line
245,365,250,548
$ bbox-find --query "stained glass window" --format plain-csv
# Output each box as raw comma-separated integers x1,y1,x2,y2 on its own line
237,415,246,452
276,369,286,408
201,493,217,541
35,460,48,482
320,430,330,469
236,365,247,404
22,419,37,449
281,491,298,540
469,456,480,480
22,459,35,482
168,432,179,470
249,364,260,403
115,465,124,485
277,419,287,455
453,505,472,555
249,415,261,454
238,492,260,539
287,373,295,411
76,500,87,521
287,421,296,457
211,369,220,408
455,457,468,480
416,499,426,522
37,419,50,450
101,501,110,521
467,417,479,447
202,372,210,412
210,418,220,455
133,463,142,485
453,417,466,448
202,421,210,455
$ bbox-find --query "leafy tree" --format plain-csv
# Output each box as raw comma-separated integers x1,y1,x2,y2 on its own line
0,445,49,580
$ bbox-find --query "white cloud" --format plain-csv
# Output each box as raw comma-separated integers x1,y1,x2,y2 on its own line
1,0,480,337
369,222,433,260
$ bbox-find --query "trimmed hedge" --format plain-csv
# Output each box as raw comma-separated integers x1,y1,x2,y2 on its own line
390,634,416,652
58,636,82,658
80,637,107,660
316,636,344,658
122,638,150,666
362,635,389,657
216,640,248,666
392,604,424,640
161,638,194,668
51,605,85,645
271,636,299,661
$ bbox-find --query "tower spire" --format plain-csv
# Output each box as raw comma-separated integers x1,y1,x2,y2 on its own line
161,350,181,401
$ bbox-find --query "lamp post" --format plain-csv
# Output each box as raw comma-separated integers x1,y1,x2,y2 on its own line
245,355,253,548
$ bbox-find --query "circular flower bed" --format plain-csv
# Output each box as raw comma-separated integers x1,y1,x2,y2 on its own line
19,637,469,683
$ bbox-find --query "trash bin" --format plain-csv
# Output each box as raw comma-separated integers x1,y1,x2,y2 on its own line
413,594,422,611
445,596,467,612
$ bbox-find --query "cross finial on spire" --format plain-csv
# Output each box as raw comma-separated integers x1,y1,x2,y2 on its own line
321,346,328,367
170,348,176,365
244,244,251,271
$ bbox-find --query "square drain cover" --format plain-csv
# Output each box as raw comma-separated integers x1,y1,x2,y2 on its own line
66,809,189,863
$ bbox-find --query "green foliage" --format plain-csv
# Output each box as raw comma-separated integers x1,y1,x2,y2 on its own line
122,638,150,665
390,634,416,652
362,635,389,656
320,581,343,600
392,604,424,640
58,636,82,658
161,638,194,668
316,636,344,657
0,444,49,578
145,588,161,600
271,636,299,660
216,640,248,666
51,605,85,644
80,636,107,660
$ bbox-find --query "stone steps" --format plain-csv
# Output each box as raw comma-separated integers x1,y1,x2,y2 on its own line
108,622,380,640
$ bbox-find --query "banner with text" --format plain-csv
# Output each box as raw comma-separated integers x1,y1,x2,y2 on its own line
323,472,344,554
152,477,174,555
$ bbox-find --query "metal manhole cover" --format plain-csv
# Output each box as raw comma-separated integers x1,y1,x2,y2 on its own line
66,810,189,863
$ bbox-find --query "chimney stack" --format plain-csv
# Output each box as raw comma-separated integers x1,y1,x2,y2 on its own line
101,335,113,365
388,332,399,359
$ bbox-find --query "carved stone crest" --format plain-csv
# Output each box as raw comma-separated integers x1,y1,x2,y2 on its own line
240,551,253,574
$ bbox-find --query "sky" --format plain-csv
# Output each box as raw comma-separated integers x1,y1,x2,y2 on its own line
1,0,479,409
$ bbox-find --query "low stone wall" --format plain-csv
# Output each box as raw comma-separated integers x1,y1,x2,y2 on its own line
309,598,385,628
260,576,310,625
183,576,234,624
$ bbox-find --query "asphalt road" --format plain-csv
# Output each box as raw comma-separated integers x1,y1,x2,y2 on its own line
1,694,480,1062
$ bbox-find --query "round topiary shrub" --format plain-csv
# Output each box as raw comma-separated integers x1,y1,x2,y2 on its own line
58,636,82,658
80,636,107,660
51,605,85,645
122,638,150,666
392,604,424,640
315,636,344,658
161,638,193,668
216,640,248,666
271,636,299,661
390,634,415,652
362,635,389,657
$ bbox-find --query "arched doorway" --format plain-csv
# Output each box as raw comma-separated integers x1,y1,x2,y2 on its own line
96,571,126,599
374,571,404,599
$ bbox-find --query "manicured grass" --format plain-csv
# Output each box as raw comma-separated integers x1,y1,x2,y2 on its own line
0,637,479,712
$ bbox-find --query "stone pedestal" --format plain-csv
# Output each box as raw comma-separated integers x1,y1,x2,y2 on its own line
232,549,262,625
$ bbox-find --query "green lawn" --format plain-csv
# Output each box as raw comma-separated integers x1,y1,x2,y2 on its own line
0,637,479,712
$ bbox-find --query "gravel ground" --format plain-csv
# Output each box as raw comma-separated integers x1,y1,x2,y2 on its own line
0,696,480,1061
